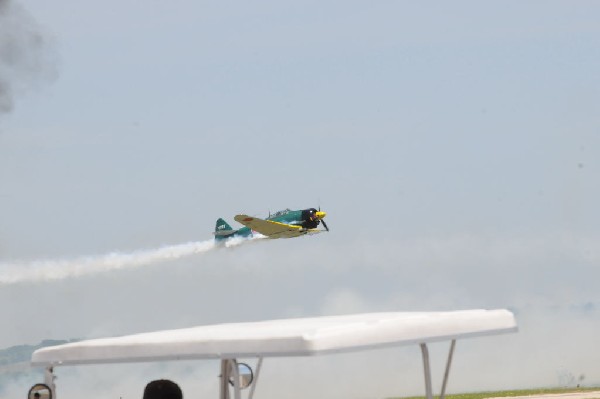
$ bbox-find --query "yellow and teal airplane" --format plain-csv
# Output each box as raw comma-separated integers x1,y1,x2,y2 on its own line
214,208,328,240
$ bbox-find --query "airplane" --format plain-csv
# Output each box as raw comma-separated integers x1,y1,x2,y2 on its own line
214,207,328,240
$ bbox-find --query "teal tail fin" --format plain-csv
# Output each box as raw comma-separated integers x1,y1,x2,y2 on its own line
214,218,237,238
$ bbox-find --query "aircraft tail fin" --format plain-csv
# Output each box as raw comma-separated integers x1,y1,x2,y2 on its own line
214,218,237,237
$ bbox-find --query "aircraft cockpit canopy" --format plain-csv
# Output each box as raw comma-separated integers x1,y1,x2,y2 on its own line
270,208,291,218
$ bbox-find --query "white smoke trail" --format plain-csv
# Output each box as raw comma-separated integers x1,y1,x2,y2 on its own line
0,236,264,285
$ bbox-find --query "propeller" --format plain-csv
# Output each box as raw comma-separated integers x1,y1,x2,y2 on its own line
316,205,329,231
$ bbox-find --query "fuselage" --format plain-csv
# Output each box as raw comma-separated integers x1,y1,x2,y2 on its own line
215,208,326,241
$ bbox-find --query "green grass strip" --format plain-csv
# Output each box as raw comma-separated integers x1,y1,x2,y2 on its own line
392,386,600,399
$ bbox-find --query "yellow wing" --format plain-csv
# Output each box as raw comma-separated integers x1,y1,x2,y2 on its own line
234,215,320,239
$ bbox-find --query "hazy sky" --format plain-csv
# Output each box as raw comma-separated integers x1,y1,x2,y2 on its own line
1,1,600,398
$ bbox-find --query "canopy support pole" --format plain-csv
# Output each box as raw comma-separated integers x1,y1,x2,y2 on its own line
230,359,242,399
440,340,456,399
420,339,457,399
44,366,56,399
420,343,433,399
220,359,231,399
248,357,263,399
219,359,242,399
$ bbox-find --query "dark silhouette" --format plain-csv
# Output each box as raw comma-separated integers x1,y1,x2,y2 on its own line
143,379,183,399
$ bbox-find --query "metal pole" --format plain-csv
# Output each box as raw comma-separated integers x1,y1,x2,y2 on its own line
248,357,263,399
420,343,433,399
440,340,456,399
45,367,56,399
229,359,242,399
219,359,230,399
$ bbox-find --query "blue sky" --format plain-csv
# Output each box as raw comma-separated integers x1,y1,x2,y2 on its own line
3,1,600,255
1,1,600,397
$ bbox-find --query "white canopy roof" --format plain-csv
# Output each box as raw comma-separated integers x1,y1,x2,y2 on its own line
32,309,517,367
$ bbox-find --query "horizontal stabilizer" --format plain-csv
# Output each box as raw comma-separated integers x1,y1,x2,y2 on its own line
213,230,237,236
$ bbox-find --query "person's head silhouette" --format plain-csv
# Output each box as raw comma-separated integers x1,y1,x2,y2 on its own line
142,379,183,399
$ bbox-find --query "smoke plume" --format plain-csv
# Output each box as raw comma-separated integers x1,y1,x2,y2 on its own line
0,0,56,114
0,236,262,284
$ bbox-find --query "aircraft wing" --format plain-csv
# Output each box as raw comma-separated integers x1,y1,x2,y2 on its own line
234,214,314,238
